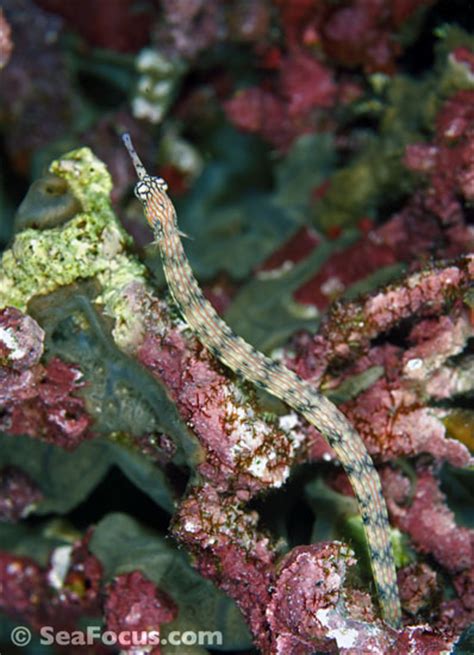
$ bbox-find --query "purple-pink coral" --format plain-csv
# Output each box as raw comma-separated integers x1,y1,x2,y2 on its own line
386,467,472,574
137,295,299,495
0,306,92,449
267,543,359,654
225,0,436,148
0,532,177,655
0,531,102,633
105,570,177,653
0,466,43,521
0,8,12,69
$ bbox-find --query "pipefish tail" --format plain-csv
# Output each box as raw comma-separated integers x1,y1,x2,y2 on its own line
121,132,402,628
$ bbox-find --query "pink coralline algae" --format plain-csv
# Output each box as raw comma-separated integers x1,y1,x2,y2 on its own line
105,570,177,653
0,305,45,372
152,0,271,62
137,295,301,495
224,51,337,149
171,464,464,654
0,552,47,626
320,256,473,359
342,314,473,465
173,483,276,653
0,532,103,632
0,533,178,653
259,227,321,275
294,236,398,311
386,467,472,574
0,0,75,172
0,466,43,521
152,0,226,61
224,87,293,150
346,374,466,465
292,199,472,313
267,542,361,654
383,466,474,632
287,260,473,466
268,549,462,654
320,0,435,74
268,100,473,308
0,8,12,69
404,89,474,230
35,0,152,53
57,530,103,616
225,0,435,147
398,563,440,617
0,307,92,449
289,257,472,371
280,52,337,116
276,0,434,74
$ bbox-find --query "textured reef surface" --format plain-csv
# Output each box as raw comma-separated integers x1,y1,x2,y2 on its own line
0,1,473,654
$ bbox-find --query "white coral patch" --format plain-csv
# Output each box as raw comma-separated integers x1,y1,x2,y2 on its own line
321,276,345,296
278,412,299,431
48,545,73,589
0,326,26,360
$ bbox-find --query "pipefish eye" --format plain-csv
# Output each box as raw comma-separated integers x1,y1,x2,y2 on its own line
134,180,151,202
156,178,168,192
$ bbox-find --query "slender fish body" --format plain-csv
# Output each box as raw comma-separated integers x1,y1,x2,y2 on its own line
122,133,401,627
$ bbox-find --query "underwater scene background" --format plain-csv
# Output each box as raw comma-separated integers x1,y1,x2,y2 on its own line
0,1,473,653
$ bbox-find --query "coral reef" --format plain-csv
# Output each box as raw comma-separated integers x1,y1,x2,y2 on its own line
0,1,473,654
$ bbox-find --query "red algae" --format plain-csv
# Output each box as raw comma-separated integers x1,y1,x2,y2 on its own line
0,532,103,632
0,552,48,624
224,87,293,150
0,8,12,69
280,52,336,116
105,571,177,651
0,466,43,521
267,543,357,654
173,483,276,654
320,0,435,74
398,563,440,616
295,237,398,310
383,468,474,632
405,90,474,228
138,309,301,494
0,307,92,449
389,467,472,573
35,0,152,52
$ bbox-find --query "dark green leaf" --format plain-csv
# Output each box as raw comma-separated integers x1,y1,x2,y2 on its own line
0,434,109,515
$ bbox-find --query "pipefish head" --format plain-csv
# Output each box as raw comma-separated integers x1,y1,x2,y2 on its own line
121,132,169,235
134,175,168,204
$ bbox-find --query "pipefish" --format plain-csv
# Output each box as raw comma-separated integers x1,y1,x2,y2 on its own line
122,132,401,627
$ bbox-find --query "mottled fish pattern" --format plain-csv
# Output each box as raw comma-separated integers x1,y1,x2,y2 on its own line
122,133,401,627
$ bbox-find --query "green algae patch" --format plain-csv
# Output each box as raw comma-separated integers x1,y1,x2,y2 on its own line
0,147,148,349
49,147,113,213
